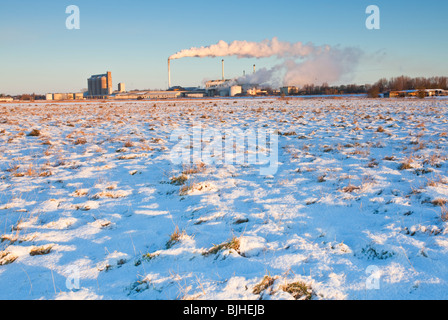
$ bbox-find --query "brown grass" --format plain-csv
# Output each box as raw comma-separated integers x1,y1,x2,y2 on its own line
203,237,241,256
29,245,53,256
342,184,361,193
170,174,188,186
74,137,87,145
124,140,134,148
441,205,448,222
182,162,206,175
166,226,186,249
0,251,18,265
280,281,313,300
398,157,414,170
253,275,276,295
27,129,41,137
432,199,447,207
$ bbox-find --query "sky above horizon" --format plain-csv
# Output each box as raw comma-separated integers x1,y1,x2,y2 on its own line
1,0,447,95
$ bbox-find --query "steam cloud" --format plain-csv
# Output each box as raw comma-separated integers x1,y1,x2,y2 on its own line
169,37,328,60
169,37,362,87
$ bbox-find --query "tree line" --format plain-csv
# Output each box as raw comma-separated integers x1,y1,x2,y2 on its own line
367,76,448,97
280,76,448,97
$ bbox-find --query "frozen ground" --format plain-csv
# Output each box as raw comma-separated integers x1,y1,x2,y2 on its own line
0,98,447,300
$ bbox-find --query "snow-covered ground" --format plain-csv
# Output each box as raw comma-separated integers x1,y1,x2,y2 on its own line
0,98,447,300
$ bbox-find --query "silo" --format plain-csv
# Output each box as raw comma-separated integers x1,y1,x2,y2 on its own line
88,78,93,96
95,77,101,96
101,76,107,95
106,71,112,94
230,86,242,97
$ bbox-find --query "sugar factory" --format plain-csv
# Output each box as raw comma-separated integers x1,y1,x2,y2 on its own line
45,57,273,101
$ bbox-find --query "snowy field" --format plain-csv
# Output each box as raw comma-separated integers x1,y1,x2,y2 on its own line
0,98,447,300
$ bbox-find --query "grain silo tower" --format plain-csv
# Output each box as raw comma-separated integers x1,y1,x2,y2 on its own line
87,71,113,97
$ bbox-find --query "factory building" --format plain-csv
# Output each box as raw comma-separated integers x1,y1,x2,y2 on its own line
205,79,234,97
215,85,243,97
113,90,183,100
383,89,448,98
280,86,299,96
118,83,126,93
88,71,113,97
246,87,268,96
46,93,84,101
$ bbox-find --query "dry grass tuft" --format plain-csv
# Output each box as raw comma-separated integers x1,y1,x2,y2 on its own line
182,162,207,175
29,245,53,256
342,184,361,193
0,251,18,265
74,137,87,145
166,226,187,249
203,236,241,256
253,275,276,295
170,174,188,186
398,157,414,170
441,205,448,222
280,281,313,300
432,198,447,207
28,129,41,137
124,140,134,148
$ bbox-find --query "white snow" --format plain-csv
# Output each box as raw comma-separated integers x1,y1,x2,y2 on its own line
0,98,447,300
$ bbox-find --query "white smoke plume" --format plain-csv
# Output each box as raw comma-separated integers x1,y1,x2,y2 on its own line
169,37,328,60
169,38,362,87
282,46,363,86
235,46,363,87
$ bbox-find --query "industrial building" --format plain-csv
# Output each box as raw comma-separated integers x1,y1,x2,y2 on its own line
383,89,448,98
168,58,267,98
118,83,126,93
88,71,113,97
112,90,183,100
280,86,299,96
46,93,84,101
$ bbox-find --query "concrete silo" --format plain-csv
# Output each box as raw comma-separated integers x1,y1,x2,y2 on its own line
101,76,108,95
230,86,242,97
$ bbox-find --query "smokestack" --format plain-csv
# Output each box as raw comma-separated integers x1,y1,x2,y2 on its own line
222,59,225,81
168,58,171,89
253,64,256,74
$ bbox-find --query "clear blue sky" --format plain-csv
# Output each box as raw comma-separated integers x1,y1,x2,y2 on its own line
0,0,447,94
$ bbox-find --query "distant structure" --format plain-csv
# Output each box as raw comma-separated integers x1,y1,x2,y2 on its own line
46,93,84,101
88,71,113,97
113,90,183,100
118,83,126,93
280,86,299,96
383,89,448,98
0,97,13,102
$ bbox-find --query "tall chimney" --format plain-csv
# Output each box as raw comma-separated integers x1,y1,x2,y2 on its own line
253,64,256,74
222,59,225,81
168,58,171,89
